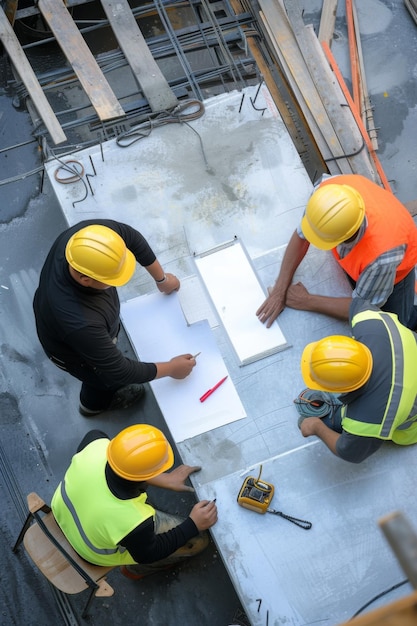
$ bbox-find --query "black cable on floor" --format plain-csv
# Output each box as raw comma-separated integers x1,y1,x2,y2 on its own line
350,579,409,619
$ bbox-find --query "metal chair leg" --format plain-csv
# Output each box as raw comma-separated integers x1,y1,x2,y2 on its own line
81,586,97,619
12,512,33,552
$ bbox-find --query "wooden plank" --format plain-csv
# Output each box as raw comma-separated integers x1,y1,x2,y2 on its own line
259,0,353,174
229,0,326,174
100,0,178,112
37,0,125,121
318,0,338,48
259,11,340,176
405,0,417,26
0,6,67,145
378,511,417,589
304,25,378,181
282,0,377,180
3,0,18,25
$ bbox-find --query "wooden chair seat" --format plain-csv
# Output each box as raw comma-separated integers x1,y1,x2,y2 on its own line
14,492,116,617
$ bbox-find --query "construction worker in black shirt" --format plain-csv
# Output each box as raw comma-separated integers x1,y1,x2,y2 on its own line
51,424,217,578
33,219,196,416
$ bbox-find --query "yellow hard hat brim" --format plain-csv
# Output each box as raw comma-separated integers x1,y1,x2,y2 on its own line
300,341,328,391
301,215,342,251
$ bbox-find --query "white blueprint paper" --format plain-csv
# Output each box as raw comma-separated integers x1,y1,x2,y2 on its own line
120,293,247,442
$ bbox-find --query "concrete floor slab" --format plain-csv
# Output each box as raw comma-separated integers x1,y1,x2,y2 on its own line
2,1,417,625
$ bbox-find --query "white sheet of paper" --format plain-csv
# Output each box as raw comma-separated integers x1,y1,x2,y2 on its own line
177,274,219,328
120,293,247,442
194,240,289,365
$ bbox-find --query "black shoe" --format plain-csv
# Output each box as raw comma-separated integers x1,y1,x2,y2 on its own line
78,403,103,417
108,384,145,411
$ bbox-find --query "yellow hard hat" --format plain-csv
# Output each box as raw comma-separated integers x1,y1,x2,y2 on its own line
65,224,136,286
301,184,365,250
107,424,174,481
301,335,373,393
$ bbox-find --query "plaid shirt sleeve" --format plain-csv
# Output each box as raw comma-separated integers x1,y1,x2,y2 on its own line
352,245,406,306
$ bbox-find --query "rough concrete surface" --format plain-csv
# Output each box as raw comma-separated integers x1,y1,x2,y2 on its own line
0,1,416,625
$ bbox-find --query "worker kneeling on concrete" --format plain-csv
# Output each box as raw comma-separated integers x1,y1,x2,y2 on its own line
294,298,417,463
257,174,417,330
51,424,217,579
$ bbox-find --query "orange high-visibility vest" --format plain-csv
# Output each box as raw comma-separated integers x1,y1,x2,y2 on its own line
320,175,417,283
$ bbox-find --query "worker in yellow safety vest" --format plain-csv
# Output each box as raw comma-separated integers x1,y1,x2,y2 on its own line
294,298,417,463
52,424,217,579
257,174,417,330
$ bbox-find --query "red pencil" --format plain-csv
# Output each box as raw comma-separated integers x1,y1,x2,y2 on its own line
199,376,228,402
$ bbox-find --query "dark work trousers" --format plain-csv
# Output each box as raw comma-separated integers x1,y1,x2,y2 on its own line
347,268,417,329
125,510,209,574
383,269,417,330
49,354,118,411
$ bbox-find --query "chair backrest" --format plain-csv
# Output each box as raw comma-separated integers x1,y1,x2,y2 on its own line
15,492,115,617
23,505,114,596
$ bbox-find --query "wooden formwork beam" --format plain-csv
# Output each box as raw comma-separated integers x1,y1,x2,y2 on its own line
38,0,125,122
0,6,67,145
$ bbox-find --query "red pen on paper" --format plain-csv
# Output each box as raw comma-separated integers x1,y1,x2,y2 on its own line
199,376,228,403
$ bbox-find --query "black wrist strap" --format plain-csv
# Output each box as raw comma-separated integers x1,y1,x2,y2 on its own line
267,508,312,530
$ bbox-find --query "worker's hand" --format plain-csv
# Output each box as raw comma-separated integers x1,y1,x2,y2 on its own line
168,354,196,379
164,465,202,492
189,500,218,531
256,286,286,328
285,281,311,310
157,273,180,295
299,416,322,438
155,354,197,380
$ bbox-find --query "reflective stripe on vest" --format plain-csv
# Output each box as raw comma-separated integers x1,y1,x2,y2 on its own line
342,309,417,439
60,479,123,556
51,439,154,565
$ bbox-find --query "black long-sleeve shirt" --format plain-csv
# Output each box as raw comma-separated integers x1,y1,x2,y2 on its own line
33,219,158,386
77,431,198,564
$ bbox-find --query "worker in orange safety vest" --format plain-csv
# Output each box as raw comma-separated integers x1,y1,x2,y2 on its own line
257,174,417,330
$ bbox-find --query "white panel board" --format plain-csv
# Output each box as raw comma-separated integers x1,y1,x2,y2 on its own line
194,239,289,365
120,293,247,442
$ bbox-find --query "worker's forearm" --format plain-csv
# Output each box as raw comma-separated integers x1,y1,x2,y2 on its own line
154,361,174,378
154,355,195,380
307,419,341,456
147,473,171,488
145,259,165,282
302,294,352,320
273,231,310,291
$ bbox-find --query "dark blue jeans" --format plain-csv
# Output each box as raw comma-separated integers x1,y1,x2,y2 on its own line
347,268,416,328
382,269,417,329
49,355,118,410
322,405,343,433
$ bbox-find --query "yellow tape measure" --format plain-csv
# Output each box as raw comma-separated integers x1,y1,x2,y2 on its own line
237,466,313,529
237,468,274,514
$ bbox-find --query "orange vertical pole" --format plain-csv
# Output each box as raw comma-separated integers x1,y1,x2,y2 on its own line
322,41,391,191
345,0,361,110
